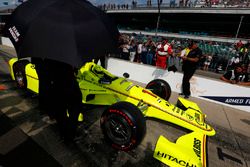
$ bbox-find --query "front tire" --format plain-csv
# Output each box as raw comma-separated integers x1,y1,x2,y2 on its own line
13,60,29,89
146,79,171,101
100,101,146,151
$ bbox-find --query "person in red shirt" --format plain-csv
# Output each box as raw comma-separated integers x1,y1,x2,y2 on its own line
156,40,173,69
236,40,243,50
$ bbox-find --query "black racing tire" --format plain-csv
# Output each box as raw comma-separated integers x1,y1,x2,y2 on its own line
100,101,146,151
13,60,29,89
146,79,171,101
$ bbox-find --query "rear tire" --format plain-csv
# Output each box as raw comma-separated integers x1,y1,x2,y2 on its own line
100,101,146,151
13,60,29,89
146,79,171,101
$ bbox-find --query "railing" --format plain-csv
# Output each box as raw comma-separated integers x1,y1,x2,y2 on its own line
97,2,250,11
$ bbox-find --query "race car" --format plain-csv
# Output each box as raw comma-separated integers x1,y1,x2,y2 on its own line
9,58,215,167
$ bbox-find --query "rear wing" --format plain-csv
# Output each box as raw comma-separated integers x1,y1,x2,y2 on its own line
154,132,207,167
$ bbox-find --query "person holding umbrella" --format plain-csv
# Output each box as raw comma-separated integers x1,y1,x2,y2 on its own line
33,58,83,142
5,0,120,142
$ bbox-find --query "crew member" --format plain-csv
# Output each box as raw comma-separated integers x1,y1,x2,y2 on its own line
33,58,82,142
156,40,173,69
180,40,202,98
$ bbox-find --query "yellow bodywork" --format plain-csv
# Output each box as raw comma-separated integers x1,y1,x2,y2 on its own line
25,63,39,93
9,59,215,136
77,62,215,136
9,59,215,162
9,58,39,93
9,57,18,80
154,133,207,167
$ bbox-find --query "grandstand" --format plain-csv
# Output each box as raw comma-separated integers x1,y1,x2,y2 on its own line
104,4,250,74
107,11,250,40
119,29,234,56
94,0,250,9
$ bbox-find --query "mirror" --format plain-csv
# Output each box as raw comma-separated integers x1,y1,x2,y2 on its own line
123,73,130,78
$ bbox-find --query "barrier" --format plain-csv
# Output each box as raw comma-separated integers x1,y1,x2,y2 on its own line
107,57,250,113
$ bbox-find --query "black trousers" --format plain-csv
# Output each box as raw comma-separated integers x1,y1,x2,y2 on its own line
182,68,196,96
94,56,106,68
33,58,82,140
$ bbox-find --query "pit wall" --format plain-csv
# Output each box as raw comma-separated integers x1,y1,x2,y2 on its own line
107,58,250,113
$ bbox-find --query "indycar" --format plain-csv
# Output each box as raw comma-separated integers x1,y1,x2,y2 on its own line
9,58,215,167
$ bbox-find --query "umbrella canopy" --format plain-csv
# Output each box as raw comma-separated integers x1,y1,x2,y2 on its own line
4,0,120,68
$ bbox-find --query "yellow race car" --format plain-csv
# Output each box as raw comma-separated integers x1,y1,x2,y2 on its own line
9,58,215,167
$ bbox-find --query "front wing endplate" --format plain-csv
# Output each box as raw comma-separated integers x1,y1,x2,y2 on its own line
154,132,207,167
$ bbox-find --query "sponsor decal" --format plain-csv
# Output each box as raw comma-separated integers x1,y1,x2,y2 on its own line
171,106,209,130
193,138,201,160
108,109,134,126
156,151,197,167
201,96,250,106
8,26,20,42
186,113,194,121
172,106,185,116
195,113,205,126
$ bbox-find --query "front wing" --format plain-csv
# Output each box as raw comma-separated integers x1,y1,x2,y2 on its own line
154,132,207,167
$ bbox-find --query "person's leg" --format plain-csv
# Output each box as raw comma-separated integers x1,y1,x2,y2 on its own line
142,52,147,64
137,53,141,63
34,59,56,118
182,69,195,96
157,56,167,69
148,53,153,65
100,56,106,68
94,58,99,64
67,78,82,140
146,52,150,64
44,60,74,141
121,52,127,60
54,100,68,140
55,64,82,141
156,55,160,67
125,52,130,60
129,52,136,62
165,57,168,69
168,56,173,67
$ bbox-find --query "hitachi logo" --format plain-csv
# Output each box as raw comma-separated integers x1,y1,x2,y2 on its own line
156,151,197,167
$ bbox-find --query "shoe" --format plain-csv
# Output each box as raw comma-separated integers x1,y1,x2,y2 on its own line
184,95,190,99
179,93,184,96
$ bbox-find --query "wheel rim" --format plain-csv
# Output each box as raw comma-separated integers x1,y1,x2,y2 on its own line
15,72,25,87
105,115,132,145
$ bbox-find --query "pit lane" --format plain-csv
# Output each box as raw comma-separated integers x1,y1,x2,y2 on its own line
0,47,250,167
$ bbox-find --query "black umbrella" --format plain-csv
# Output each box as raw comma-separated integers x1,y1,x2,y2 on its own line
4,0,120,68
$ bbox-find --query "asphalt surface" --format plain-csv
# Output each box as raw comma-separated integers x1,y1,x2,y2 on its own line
0,45,250,167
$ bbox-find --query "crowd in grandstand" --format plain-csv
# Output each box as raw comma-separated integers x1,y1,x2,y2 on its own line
97,3,129,10
193,0,250,8
96,0,250,10
116,33,250,81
